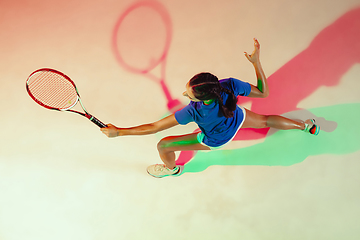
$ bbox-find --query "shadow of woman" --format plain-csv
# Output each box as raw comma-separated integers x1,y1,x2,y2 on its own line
177,7,360,169
182,103,360,173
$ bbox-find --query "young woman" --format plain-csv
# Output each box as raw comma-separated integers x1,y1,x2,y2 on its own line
101,38,319,178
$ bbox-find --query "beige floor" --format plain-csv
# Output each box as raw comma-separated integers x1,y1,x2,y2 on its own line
1,0,360,239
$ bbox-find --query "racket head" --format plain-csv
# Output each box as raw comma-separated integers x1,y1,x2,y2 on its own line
26,68,79,111
112,0,172,75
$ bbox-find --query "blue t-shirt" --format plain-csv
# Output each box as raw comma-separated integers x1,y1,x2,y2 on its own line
175,78,251,147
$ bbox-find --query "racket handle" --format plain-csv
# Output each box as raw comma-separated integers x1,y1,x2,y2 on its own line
87,114,107,128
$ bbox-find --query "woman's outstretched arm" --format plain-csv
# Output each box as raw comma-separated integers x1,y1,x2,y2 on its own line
244,38,269,98
101,114,179,137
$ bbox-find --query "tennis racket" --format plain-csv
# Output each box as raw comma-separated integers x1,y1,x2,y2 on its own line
26,68,107,128
112,0,183,113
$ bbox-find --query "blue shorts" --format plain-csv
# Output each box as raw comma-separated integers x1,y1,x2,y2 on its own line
196,106,246,150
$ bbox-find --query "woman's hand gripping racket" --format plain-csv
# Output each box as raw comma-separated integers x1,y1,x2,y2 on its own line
26,68,107,128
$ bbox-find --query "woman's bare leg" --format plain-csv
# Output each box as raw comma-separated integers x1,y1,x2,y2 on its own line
157,133,210,169
157,109,314,169
242,108,308,130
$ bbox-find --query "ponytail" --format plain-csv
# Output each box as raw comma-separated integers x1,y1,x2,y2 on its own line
218,87,237,118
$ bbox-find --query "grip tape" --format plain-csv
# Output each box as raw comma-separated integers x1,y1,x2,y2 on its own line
87,114,107,128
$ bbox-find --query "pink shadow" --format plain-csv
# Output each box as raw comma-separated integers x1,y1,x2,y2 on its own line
177,7,360,165
110,4,360,165
234,7,360,141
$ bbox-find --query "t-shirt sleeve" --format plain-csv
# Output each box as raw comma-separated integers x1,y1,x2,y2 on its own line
230,78,251,96
174,104,194,125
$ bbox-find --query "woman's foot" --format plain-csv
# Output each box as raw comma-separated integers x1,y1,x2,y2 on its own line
146,164,182,178
303,119,320,135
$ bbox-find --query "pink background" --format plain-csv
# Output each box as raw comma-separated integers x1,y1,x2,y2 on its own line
0,0,360,239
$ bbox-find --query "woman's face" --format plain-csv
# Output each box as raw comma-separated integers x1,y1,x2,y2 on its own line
183,82,202,102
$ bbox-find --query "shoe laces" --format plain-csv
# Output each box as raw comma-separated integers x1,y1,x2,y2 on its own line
154,164,177,173
154,164,166,172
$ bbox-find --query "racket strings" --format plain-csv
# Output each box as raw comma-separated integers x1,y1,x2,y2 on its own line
27,71,78,110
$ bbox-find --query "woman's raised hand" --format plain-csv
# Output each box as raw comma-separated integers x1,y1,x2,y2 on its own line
244,38,260,64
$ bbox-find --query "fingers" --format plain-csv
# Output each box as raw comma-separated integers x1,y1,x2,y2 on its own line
100,123,119,137
100,127,108,135
244,38,260,62
244,52,251,60
100,124,111,136
100,124,111,130
254,38,260,49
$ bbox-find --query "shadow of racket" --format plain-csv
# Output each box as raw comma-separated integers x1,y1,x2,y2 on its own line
112,0,183,113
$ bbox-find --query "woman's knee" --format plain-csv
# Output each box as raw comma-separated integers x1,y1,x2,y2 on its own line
157,136,178,152
157,134,201,152
157,137,169,152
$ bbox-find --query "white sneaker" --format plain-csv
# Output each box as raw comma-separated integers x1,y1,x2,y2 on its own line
146,164,182,178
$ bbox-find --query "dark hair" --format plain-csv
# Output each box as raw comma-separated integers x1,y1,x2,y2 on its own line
189,72,237,118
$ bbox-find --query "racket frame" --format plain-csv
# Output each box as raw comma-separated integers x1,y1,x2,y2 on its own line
26,68,107,128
